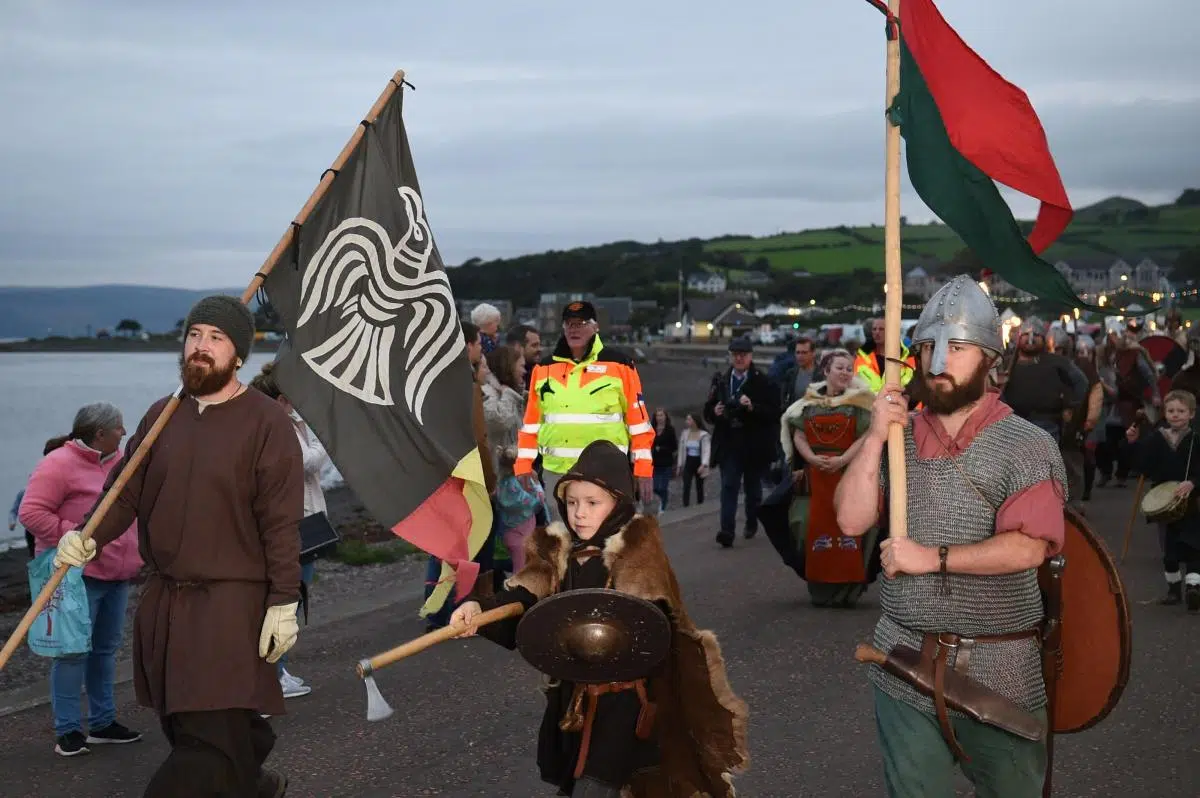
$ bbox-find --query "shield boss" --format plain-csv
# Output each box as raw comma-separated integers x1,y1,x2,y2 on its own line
515,588,671,683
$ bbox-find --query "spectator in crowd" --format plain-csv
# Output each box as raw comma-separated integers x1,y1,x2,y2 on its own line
780,336,819,410
505,324,542,387
650,408,678,511
471,303,503,354
514,301,655,519
853,317,915,393
19,402,143,757
676,412,711,507
704,337,781,547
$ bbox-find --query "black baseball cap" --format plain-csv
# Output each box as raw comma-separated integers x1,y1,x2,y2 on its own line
562,300,597,322
728,337,754,353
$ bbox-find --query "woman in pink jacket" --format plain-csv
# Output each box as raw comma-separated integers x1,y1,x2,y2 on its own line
19,402,144,757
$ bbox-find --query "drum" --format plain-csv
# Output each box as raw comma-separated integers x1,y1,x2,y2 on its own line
1141,481,1188,523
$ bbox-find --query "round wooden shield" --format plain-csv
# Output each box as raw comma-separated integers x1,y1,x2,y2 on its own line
1140,334,1186,395
515,588,671,684
1044,507,1133,733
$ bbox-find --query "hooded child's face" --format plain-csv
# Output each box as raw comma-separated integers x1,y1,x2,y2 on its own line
564,480,617,540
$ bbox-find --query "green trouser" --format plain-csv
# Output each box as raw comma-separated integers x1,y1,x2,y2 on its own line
873,687,1047,798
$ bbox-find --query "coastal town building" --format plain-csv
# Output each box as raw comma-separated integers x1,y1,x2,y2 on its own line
903,257,1173,301
686,271,727,294
666,298,759,342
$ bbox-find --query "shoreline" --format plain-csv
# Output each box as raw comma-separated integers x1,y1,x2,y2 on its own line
0,339,283,354
0,357,723,610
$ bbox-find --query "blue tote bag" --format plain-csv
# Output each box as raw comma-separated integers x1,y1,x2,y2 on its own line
26,549,92,657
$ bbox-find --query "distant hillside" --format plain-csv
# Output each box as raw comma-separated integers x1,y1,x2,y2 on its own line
703,200,1200,276
440,192,1199,310
0,285,254,340
6,193,1197,337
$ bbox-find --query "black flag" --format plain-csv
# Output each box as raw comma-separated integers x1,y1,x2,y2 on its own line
264,81,490,615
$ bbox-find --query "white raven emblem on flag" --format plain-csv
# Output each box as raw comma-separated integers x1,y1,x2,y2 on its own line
295,186,464,423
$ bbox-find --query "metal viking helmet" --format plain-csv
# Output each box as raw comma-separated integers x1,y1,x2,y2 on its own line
910,274,1003,376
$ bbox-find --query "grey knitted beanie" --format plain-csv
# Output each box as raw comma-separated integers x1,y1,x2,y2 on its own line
184,295,255,361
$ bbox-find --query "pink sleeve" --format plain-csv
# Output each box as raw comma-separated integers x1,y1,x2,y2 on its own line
17,458,73,546
995,479,1066,555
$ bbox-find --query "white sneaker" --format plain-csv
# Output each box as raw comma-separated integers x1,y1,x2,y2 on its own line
280,675,311,699
280,668,305,687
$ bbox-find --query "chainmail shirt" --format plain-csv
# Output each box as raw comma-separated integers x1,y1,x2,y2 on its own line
871,413,1067,715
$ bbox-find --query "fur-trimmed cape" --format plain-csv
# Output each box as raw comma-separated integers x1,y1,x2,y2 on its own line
503,516,750,798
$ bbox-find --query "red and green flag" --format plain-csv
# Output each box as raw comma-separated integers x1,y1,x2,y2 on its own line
886,0,1102,311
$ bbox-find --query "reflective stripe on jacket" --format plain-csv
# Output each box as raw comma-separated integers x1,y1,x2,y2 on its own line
515,334,655,478
853,344,915,393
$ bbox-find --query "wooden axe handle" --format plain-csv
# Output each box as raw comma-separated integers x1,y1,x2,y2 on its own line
854,642,888,666
357,602,525,676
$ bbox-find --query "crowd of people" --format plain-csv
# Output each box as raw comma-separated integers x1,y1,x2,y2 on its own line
5,281,1184,796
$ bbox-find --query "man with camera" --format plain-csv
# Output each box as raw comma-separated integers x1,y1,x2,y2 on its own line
704,337,781,548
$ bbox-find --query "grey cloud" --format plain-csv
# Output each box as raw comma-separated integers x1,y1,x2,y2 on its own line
0,0,1191,286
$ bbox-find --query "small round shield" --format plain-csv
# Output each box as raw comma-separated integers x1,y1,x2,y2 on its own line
515,588,671,684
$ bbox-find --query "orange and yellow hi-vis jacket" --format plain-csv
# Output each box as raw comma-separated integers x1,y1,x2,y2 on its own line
853,342,916,393
515,334,655,478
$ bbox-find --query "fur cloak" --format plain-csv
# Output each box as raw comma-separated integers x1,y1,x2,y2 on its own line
503,516,750,798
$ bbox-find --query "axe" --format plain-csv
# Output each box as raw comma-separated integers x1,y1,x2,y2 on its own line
355,602,524,721
854,642,1045,742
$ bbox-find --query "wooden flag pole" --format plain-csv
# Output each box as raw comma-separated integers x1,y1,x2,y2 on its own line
883,0,908,539
0,69,408,673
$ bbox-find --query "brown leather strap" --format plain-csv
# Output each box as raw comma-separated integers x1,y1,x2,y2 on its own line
933,628,1042,676
969,628,1042,643
570,680,655,780
933,642,971,763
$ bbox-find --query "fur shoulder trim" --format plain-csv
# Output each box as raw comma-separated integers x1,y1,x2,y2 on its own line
603,515,675,605
502,522,570,599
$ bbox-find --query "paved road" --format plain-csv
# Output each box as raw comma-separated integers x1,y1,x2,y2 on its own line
0,486,1197,797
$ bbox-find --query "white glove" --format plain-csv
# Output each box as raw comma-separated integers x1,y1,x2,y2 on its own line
259,601,300,664
54,530,97,570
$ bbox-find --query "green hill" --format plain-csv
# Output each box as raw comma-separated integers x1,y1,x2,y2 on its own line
702,200,1200,276
443,191,1200,310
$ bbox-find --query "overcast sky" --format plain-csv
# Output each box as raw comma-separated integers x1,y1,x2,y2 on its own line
1,0,1194,289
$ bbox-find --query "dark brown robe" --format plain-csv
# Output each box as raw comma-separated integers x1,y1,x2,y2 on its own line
478,517,749,797
88,389,303,717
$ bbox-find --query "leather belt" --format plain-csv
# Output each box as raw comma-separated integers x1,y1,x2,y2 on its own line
560,679,657,779
921,628,1042,762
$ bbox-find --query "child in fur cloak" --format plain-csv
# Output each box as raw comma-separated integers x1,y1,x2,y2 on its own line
451,439,749,798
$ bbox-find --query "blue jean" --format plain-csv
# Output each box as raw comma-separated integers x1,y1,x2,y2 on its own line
277,561,315,675
50,576,130,736
652,467,672,511
719,453,763,534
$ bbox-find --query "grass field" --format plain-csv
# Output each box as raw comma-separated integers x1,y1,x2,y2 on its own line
703,202,1200,275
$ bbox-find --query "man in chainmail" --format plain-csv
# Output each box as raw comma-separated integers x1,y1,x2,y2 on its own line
835,275,1067,798
1000,318,1089,511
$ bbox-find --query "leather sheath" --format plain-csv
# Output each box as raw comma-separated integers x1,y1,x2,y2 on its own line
882,639,1046,743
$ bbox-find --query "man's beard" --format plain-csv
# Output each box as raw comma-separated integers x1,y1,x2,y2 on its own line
908,357,992,415
179,352,238,396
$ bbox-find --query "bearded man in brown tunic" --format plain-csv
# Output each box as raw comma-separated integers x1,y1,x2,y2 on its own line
55,295,304,797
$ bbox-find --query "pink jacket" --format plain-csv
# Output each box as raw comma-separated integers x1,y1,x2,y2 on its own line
19,440,142,582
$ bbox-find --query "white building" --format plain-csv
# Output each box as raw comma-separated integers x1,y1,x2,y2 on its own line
686,271,727,294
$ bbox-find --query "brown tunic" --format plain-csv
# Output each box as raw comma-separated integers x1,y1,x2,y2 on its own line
88,388,303,717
